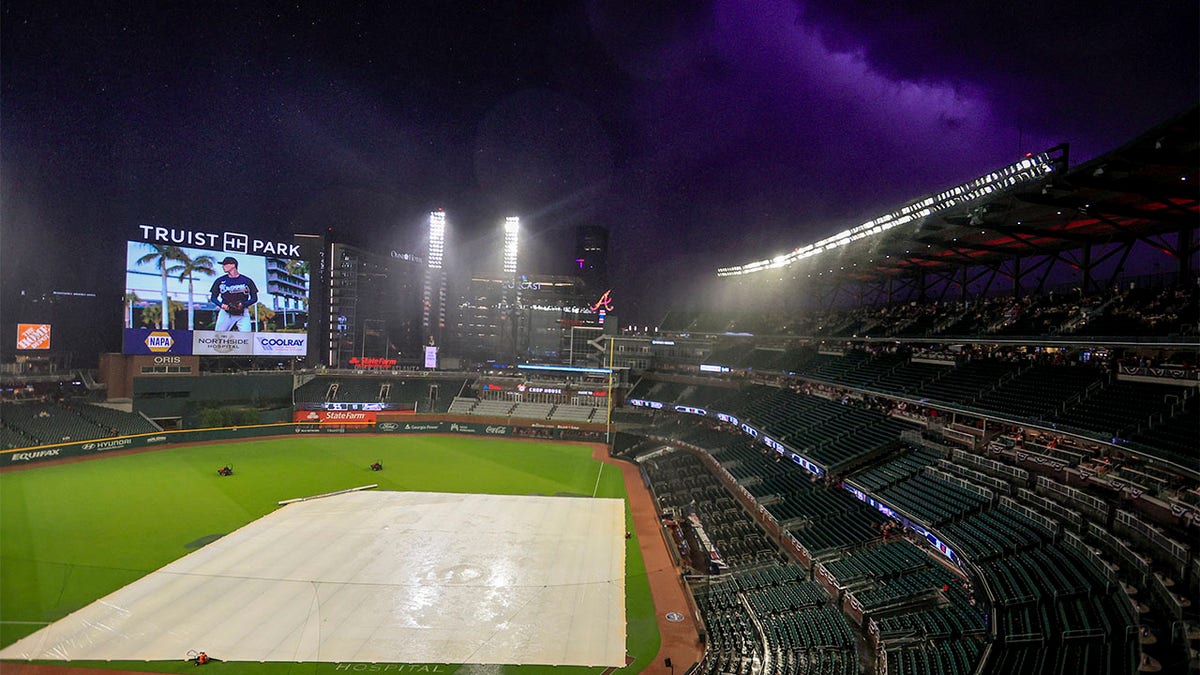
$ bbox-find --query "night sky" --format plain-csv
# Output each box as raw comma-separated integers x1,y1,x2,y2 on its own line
2,0,1197,347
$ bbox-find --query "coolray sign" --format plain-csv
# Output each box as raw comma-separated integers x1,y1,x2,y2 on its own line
137,225,301,258
193,330,254,355
8,448,62,463
252,333,307,356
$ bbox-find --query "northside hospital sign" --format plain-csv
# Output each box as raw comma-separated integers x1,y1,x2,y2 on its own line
138,225,302,258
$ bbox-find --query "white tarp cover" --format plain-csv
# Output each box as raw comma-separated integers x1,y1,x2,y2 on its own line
0,491,626,666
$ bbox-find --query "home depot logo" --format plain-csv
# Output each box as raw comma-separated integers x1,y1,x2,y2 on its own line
144,331,174,353
16,324,51,350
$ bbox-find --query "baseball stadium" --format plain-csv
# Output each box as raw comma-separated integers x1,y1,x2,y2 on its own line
2,105,1198,675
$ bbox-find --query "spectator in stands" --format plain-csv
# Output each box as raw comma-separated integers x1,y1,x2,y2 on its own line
209,257,259,332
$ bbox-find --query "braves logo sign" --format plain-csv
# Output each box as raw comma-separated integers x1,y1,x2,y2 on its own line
589,289,613,313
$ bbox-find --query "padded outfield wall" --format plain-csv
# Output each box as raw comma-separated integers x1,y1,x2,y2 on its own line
1,416,609,466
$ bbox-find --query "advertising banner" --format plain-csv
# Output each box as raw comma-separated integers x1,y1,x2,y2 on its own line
123,329,194,355
193,330,254,355
252,332,308,356
16,324,51,350
292,410,378,424
371,420,510,435
446,422,510,436
424,345,438,369
376,421,445,433
124,235,310,356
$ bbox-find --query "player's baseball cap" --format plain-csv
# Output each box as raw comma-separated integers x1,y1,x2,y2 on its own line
219,256,238,266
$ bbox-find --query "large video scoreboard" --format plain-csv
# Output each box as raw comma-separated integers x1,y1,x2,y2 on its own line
123,225,310,358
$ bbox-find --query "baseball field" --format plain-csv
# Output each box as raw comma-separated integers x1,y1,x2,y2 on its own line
0,435,661,675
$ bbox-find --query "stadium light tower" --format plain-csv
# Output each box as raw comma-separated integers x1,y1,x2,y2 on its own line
427,210,446,270
503,216,520,276
423,210,448,344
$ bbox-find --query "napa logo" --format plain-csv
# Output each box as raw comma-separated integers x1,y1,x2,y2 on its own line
145,331,175,353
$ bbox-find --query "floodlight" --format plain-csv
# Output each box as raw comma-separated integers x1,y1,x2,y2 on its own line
503,216,519,275
427,211,446,270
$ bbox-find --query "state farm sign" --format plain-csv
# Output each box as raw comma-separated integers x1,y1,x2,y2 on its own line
293,410,377,424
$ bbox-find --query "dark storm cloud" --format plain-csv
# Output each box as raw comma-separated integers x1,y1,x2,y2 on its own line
1,0,1196,331
797,0,1200,158
589,0,1197,318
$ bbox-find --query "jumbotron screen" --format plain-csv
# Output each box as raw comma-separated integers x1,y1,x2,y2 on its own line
122,231,310,357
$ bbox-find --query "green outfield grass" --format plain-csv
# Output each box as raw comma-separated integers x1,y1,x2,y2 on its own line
1,436,659,675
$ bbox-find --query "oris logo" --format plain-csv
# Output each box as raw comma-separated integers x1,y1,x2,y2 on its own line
153,356,181,364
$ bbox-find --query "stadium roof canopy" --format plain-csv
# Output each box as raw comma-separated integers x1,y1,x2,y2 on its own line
719,106,1199,286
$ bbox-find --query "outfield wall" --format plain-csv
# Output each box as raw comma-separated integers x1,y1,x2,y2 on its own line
1,417,608,466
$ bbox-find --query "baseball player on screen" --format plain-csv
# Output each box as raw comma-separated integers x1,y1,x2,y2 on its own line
209,256,259,331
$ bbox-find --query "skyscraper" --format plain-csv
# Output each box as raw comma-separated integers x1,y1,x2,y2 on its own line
573,225,609,298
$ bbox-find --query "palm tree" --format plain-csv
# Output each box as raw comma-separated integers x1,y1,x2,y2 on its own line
124,292,141,329
252,303,276,332
169,252,217,330
141,298,185,329
137,244,186,330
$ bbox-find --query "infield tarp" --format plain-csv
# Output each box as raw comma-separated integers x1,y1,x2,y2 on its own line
0,491,626,666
